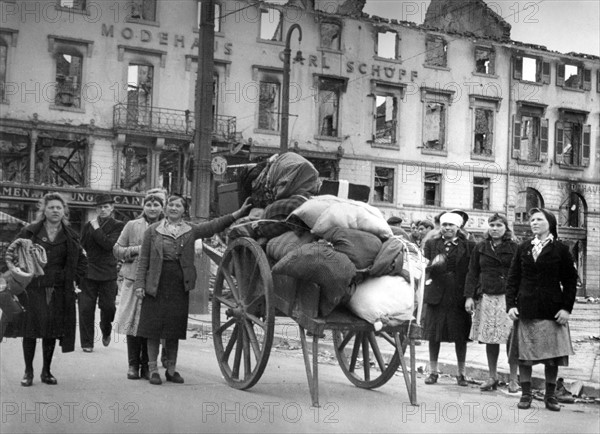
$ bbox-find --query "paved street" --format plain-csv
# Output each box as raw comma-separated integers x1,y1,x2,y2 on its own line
1,324,598,434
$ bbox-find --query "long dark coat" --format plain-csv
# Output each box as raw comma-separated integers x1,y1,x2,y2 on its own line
423,235,475,342
506,239,577,320
4,220,87,352
464,239,518,298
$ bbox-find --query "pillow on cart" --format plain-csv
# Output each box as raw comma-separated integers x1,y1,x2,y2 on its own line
266,231,316,262
272,241,357,316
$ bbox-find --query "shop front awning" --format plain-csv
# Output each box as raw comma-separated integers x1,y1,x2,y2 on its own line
0,211,27,226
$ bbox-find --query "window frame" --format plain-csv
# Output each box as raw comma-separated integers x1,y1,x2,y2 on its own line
319,20,342,52
373,166,395,204
126,0,158,25
375,29,400,62
424,35,448,69
473,45,496,76
555,109,591,168
513,54,550,84
420,87,454,155
512,101,548,163
423,172,442,207
252,65,283,135
258,8,283,43
47,35,93,113
369,80,405,148
56,0,89,14
556,62,592,91
469,95,501,160
313,74,348,140
473,177,491,210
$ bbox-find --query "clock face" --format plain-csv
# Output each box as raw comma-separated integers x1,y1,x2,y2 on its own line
211,156,227,175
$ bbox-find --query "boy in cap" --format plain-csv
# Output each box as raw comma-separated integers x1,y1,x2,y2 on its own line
79,193,124,352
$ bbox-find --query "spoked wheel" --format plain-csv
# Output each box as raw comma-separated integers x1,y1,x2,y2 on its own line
332,329,401,389
212,237,275,389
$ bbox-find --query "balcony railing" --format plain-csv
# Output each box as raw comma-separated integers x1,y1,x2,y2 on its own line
113,103,236,140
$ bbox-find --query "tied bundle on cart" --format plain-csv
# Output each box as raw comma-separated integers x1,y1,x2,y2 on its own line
204,152,423,407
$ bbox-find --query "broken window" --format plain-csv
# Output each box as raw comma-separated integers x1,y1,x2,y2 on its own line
513,55,550,83
424,173,441,206
0,39,7,101
35,137,87,186
127,64,153,125
473,177,490,210
55,52,83,108
475,47,494,75
512,103,548,162
515,188,543,223
374,95,397,145
260,8,282,41
473,108,493,156
120,145,149,192
556,117,591,167
559,192,585,228
197,1,221,32
377,31,397,60
320,22,341,50
425,36,447,67
258,81,280,131
423,102,446,150
58,0,86,10
129,0,156,21
557,63,591,90
317,77,344,137
0,136,30,183
374,167,394,203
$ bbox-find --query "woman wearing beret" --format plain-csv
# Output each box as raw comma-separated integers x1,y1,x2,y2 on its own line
506,208,577,411
113,189,165,380
464,213,519,392
134,194,252,385
422,210,476,386
6,192,87,386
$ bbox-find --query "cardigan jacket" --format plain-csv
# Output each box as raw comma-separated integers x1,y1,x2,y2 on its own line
113,216,155,281
134,215,235,297
505,238,578,320
464,239,518,298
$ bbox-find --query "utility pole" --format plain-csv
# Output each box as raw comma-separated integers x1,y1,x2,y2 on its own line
190,0,215,314
280,24,302,153
191,0,215,221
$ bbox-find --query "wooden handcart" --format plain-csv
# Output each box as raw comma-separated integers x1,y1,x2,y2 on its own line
203,237,421,407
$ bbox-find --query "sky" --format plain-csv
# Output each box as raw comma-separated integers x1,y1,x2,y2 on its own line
363,0,600,56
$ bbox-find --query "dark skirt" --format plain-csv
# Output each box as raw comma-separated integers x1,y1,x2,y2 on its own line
137,261,189,340
423,273,471,343
4,286,67,339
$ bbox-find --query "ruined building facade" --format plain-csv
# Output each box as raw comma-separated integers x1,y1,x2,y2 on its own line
1,0,598,295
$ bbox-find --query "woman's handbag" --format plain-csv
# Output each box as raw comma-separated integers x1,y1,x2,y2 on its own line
0,288,26,319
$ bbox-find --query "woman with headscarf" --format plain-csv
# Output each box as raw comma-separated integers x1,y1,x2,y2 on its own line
506,208,577,411
5,192,87,386
422,210,476,386
134,194,252,385
464,213,519,392
113,189,166,380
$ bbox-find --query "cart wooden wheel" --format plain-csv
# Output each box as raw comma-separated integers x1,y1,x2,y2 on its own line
332,329,401,389
212,237,275,389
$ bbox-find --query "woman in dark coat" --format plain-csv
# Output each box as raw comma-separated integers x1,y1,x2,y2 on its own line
134,194,251,385
422,210,476,386
506,208,577,411
464,213,519,392
6,192,87,386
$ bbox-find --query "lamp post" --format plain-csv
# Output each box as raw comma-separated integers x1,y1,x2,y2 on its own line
280,24,302,153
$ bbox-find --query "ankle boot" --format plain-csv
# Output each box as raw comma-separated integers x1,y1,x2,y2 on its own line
148,361,161,385
545,383,560,411
21,370,33,387
165,360,184,383
518,381,532,409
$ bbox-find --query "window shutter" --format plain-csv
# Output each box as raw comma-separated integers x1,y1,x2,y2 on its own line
556,64,565,86
582,124,591,166
555,121,564,157
512,115,521,159
583,69,592,91
542,62,551,84
540,118,548,161
489,50,496,75
513,56,523,80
